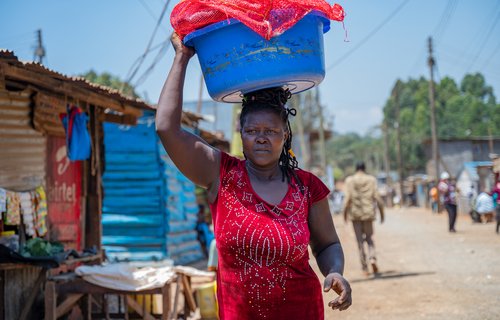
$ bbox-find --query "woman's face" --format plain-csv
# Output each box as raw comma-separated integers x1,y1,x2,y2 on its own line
241,110,287,168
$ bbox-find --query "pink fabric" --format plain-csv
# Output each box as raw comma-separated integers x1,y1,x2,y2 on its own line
210,152,330,319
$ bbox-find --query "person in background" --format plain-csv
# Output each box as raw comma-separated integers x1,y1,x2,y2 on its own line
438,172,458,233
155,33,351,319
207,238,218,272
474,188,495,223
343,162,385,275
491,180,500,234
429,183,439,214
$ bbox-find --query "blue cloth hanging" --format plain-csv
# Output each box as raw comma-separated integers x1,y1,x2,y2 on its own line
60,105,91,161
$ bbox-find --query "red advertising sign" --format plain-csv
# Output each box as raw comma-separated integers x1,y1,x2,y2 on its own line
46,137,82,250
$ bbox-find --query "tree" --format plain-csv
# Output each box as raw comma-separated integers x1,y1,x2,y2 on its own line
81,70,139,99
381,72,499,175
325,131,384,178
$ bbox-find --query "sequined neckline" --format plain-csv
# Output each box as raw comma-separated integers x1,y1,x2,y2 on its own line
243,161,292,207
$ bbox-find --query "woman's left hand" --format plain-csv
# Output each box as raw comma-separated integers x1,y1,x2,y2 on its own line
323,272,352,311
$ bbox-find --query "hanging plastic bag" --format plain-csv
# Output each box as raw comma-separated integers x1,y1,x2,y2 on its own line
60,105,91,161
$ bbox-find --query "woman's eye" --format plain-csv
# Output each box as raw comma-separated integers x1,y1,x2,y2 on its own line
265,130,277,135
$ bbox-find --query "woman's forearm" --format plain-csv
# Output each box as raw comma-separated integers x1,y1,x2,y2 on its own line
156,53,191,134
315,242,345,277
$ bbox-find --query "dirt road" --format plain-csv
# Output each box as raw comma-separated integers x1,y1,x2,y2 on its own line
316,207,500,320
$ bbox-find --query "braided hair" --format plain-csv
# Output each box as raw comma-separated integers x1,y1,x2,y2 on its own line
240,87,299,185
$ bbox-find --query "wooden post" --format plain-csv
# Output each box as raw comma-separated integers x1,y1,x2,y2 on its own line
428,37,439,181
293,95,310,171
393,82,405,205
315,87,327,174
85,104,103,252
382,122,393,207
0,270,4,320
181,275,196,314
161,282,171,320
82,294,92,320
45,281,57,320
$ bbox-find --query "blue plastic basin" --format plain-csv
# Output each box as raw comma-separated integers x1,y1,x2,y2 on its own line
184,12,330,103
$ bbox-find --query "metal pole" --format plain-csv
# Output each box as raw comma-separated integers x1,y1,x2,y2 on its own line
393,82,405,206
34,29,46,64
428,37,440,183
316,87,327,174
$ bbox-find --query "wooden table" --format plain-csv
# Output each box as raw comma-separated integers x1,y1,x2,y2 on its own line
44,272,178,320
1,253,101,320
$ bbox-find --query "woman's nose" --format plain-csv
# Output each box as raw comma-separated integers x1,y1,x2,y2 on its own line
255,133,268,143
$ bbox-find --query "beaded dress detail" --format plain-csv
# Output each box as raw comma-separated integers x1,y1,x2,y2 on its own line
210,152,330,319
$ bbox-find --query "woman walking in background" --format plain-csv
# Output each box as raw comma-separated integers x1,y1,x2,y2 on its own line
438,172,458,233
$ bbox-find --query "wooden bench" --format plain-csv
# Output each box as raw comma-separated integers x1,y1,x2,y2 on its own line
43,270,205,320
44,272,174,320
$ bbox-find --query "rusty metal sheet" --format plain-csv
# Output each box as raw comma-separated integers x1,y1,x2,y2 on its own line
0,89,46,191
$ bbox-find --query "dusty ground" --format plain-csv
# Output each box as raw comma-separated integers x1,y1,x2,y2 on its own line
316,207,500,320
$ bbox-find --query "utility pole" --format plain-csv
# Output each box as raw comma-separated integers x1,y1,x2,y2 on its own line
34,29,46,64
428,37,440,183
292,95,310,170
382,121,392,204
393,81,405,206
196,73,204,114
315,87,327,174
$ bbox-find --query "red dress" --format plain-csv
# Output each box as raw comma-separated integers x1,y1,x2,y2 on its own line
210,152,330,319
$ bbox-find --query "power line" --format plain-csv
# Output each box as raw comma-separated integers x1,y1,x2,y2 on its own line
456,1,500,69
432,0,458,44
439,49,500,72
124,0,172,87
466,9,500,72
134,39,171,87
326,0,410,71
408,46,427,75
480,39,500,70
126,38,171,75
139,0,160,21
138,0,170,36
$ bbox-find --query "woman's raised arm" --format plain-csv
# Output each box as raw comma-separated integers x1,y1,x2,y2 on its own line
156,33,220,189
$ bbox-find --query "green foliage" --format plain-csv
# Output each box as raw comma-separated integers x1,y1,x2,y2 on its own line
326,132,384,179
332,167,344,182
81,70,139,99
381,72,499,175
329,72,499,179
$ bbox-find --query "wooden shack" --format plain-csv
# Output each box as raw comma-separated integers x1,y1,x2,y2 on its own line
0,50,149,320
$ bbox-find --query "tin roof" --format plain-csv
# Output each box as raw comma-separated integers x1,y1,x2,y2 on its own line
0,50,152,116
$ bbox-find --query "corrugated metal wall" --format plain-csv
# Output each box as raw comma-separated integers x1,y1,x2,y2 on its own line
0,89,46,191
102,112,205,265
102,112,167,262
160,145,204,265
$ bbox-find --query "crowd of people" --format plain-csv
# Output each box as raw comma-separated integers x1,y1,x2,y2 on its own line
435,172,500,234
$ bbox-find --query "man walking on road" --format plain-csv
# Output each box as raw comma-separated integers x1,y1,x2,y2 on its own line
343,162,385,275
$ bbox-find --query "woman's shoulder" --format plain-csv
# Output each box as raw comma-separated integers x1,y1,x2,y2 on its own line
294,168,324,185
220,151,244,173
294,168,330,201
294,167,313,179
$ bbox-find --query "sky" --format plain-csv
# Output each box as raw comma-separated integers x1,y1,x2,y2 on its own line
1,0,499,135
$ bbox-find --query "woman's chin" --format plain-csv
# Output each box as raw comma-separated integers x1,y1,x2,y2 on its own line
247,155,278,167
